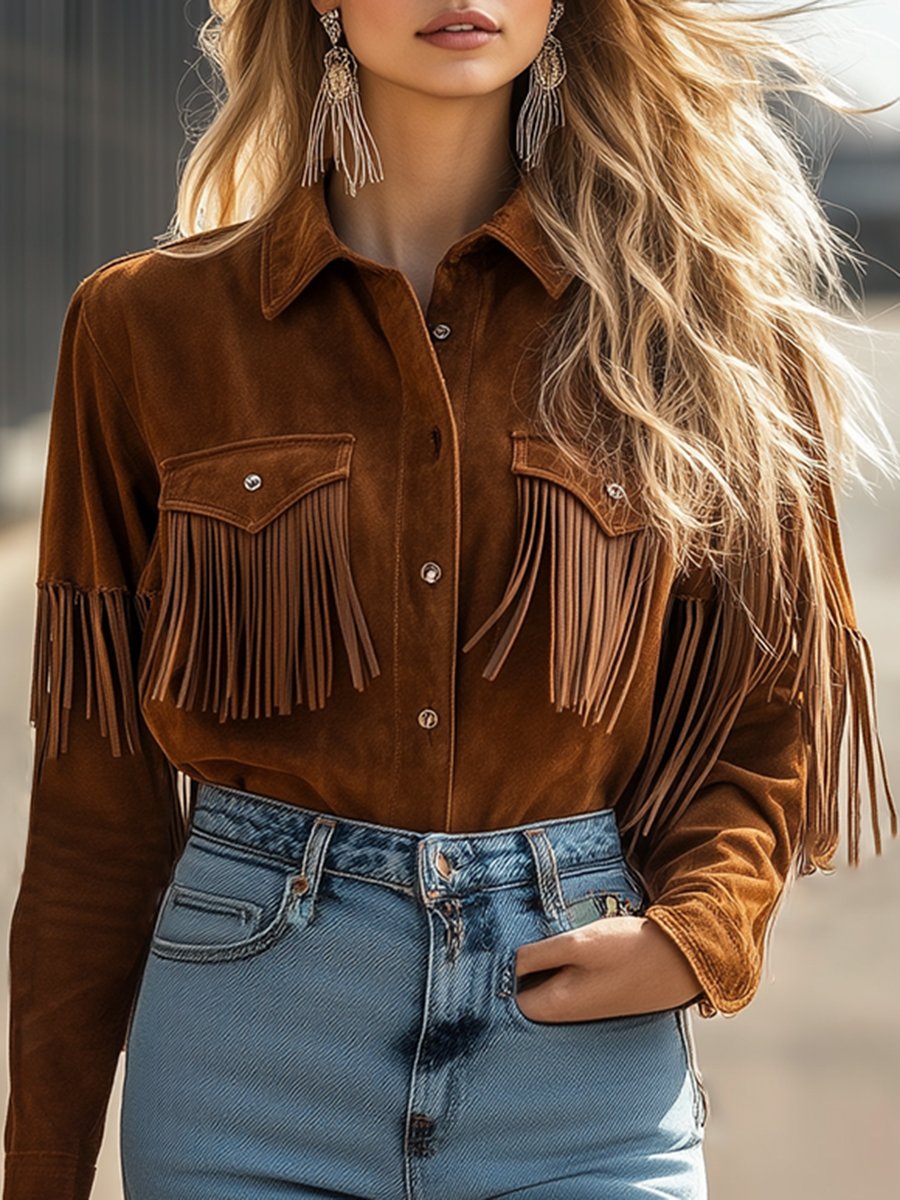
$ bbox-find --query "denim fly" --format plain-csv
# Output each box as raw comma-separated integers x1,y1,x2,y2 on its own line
120,780,709,1200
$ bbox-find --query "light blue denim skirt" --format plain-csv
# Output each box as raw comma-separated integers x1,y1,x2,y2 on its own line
121,779,709,1199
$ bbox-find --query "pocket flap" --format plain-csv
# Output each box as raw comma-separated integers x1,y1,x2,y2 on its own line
511,431,647,536
159,433,355,534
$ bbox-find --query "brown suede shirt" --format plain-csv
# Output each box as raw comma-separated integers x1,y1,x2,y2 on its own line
4,172,896,1200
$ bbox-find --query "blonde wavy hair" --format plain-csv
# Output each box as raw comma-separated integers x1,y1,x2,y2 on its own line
155,0,900,873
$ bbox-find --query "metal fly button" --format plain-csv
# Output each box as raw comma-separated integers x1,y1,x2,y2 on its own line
435,849,454,879
605,481,626,501
243,472,262,491
430,323,452,341
420,561,442,584
417,707,439,729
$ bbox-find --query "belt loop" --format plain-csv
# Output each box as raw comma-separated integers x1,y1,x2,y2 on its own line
523,827,566,928
416,835,441,906
289,815,337,925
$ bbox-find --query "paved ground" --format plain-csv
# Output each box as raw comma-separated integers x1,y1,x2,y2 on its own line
1,303,899,1198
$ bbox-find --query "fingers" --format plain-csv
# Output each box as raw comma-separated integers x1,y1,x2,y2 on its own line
514,928,572,977
514,965,562,992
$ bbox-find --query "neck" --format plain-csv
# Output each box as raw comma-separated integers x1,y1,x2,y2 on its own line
322,71,521,274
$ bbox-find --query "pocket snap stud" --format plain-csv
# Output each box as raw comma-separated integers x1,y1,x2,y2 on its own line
243,472,262,491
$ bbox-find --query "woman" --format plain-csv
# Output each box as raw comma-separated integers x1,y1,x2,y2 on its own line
5,2,898,1198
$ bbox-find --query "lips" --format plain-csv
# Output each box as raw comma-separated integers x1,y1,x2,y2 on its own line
418,8,500,36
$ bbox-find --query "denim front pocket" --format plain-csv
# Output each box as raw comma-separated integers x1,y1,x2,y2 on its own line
504,850,660,1029
149,830,306,963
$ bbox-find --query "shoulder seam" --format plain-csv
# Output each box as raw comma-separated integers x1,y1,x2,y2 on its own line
77,281,158,480
85,245,160,282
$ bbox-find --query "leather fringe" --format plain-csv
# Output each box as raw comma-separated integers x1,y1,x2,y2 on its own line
618,544,896,875
616,589,757,856
135,593,198,858
462,472,664,730
795,613,896,871
139,476,380,720
29,584,197,859
461,467,895,874
29,581,144,780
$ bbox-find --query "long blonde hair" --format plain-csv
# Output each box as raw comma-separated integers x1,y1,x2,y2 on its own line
154,0,900,873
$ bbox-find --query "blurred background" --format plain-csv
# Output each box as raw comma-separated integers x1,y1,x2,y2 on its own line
1,2,898,1197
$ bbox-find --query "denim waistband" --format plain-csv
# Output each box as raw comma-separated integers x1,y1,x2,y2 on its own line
190,781,629,904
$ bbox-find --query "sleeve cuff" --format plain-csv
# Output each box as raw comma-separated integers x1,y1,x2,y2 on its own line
643,897,762,1018
2,1152,96,1200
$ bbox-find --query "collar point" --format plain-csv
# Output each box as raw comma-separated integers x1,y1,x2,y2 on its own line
548,269,577,300
260,297,284,321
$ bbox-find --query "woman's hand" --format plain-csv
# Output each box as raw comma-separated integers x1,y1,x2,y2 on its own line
513,915,706,1022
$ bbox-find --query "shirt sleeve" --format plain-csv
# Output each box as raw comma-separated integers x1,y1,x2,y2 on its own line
631,650,808,1018
3,275,188,1200
622,470,896,1020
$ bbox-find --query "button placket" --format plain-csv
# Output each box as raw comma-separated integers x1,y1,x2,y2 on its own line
389,255,473,828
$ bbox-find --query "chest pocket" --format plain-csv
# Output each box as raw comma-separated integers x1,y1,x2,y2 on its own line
462,430,663,733
139,432,380,719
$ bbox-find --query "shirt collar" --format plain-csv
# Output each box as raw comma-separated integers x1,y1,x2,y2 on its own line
260,170,576,319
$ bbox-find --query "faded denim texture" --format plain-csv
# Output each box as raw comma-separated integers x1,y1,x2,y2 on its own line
120,781,708,1200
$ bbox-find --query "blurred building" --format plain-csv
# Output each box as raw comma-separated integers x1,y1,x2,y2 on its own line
1,0,209,434
822,125,900,295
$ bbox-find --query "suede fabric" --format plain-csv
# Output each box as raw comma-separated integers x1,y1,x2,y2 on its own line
4,170,895,1200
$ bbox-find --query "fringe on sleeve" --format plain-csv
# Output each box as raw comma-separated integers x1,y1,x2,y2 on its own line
617,509,897,876
29,580,196,855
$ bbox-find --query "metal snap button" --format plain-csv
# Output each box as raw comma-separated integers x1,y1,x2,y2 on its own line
243,472,263,491
420,561,442,584
605,481,626,501
417,707,439,729
430,323,452,340
435,849,454,879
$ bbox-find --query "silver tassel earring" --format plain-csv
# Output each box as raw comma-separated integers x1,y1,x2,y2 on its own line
515,0,567,171
301,6,384,197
